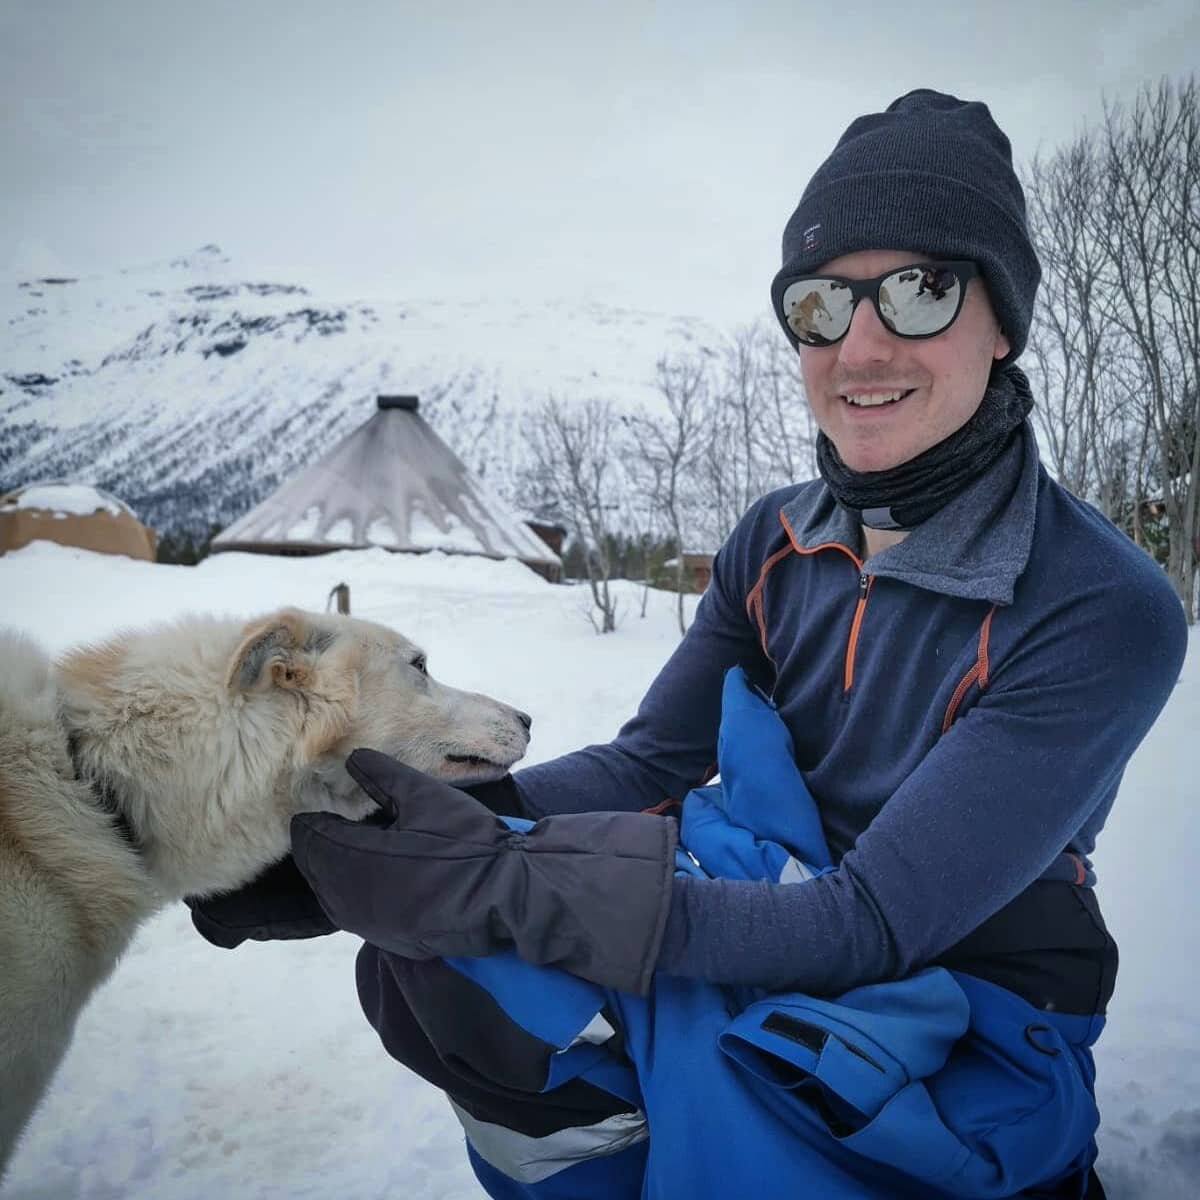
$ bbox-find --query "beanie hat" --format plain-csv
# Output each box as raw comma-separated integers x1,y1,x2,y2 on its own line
773,89,1040,364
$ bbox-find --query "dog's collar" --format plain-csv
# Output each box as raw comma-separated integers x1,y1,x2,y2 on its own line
67,731,141,853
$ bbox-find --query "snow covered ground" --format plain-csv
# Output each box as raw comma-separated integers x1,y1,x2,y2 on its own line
0,543,1195,1199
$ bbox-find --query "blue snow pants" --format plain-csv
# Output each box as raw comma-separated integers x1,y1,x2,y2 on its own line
358,669,1106,1199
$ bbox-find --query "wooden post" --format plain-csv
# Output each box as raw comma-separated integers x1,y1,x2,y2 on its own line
327,583,350,614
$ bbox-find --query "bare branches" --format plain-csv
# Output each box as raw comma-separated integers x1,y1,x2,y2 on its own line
628,353,710,634
522,317,818,637
1098,77,1199,615
1024,135,1115,501
1026,74,1199,618
526,396,623,633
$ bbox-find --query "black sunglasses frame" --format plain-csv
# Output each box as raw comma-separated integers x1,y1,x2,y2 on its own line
772,260,980,349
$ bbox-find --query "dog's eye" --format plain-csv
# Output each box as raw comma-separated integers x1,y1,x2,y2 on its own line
410,654,427,675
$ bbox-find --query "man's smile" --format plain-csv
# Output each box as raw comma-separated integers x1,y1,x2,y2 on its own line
839,388,917,408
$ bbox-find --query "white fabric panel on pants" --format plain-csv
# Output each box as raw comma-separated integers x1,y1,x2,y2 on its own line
449,1101,649,1185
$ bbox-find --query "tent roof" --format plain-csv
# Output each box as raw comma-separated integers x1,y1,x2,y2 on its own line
212,398,560,566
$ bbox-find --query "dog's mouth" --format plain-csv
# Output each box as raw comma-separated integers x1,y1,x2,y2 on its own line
446,753,503,769
442,752,515,784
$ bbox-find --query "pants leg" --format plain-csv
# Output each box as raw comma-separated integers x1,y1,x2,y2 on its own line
356,944,1107,1200
466,1140,650,1200
356,946,647,1199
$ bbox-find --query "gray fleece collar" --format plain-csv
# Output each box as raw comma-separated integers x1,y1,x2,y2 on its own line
778,421,1039,605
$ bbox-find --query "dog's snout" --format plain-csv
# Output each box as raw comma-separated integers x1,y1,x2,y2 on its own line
515,709,533,732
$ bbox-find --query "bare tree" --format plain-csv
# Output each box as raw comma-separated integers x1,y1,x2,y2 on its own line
701,327,767,544
687,327,767,549
525,396,624,633
1024,136,1117,502
629,353,711,634
1020,75,1198,618
619,323,819,606
1096,77,1200,618
693,323,819,551
758,325,819,485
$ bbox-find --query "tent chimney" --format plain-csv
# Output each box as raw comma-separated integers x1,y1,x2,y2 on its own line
377,394,419,411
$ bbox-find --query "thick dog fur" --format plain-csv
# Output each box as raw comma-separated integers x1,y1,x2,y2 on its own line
0,608,530,1176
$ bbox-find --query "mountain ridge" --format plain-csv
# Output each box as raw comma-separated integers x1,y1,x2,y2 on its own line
1,245,724,539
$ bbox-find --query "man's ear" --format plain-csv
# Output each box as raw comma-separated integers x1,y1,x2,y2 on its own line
993,326,1012,362
227,609,319,693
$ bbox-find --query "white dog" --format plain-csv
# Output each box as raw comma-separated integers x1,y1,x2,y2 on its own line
0,607,531,1176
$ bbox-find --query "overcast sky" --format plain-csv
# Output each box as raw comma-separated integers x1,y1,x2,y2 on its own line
3,0,1197,327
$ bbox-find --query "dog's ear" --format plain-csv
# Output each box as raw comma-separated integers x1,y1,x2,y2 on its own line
227,610,330,693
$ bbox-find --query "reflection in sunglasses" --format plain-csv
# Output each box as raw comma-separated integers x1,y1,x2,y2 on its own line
776,261,976,346
918,269,952,301
787,289,833,338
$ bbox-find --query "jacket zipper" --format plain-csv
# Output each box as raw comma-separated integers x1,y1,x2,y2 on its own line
844,572,874,692
776,519,872,696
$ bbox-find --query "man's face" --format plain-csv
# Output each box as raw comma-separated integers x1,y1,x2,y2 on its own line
798,249,1011,473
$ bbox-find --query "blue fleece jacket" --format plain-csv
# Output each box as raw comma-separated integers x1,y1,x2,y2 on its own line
512,421,1187,997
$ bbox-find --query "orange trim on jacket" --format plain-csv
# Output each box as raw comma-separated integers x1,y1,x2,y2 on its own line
755,515,1005,713
744,543,795,668
843,574,875,692
778,511,872,691
942,606,998,733
1066,852,1087,886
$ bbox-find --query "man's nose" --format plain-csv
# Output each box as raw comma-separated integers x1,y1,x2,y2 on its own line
837,298,895,366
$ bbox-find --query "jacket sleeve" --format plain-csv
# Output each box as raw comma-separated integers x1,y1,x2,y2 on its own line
512,498,782,819
657,570,1188,996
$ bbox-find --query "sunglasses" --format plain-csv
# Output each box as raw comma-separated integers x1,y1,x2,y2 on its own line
772,260,980,348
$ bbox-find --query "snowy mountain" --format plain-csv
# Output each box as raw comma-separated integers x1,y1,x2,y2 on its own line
0,245,724,539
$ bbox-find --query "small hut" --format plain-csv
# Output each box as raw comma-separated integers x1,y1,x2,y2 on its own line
0,482,157,560
660,552,715,593
212,395,561,580
522,515,568,560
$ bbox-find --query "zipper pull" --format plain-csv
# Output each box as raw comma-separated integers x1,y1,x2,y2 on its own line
859,572,869,597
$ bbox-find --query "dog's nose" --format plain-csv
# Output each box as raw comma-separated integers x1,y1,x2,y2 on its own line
515,710,533,731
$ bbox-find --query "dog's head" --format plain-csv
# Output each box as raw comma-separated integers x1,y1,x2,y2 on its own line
226,607,531,817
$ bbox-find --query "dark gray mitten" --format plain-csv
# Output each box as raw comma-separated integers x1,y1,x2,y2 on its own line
184,774,526,949
185,854,337,948
290,749,678,995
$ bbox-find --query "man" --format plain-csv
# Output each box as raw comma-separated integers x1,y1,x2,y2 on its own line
191,91,1187,1197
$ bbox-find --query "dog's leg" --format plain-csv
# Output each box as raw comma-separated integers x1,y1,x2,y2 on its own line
0,883,92,1180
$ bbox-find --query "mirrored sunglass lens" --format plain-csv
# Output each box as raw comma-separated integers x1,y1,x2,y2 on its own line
882,266,963,335
781,279,854,344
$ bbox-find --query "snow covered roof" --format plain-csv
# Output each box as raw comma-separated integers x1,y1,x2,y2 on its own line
212,396,560,567
1,480,136,518
0,480,155,560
